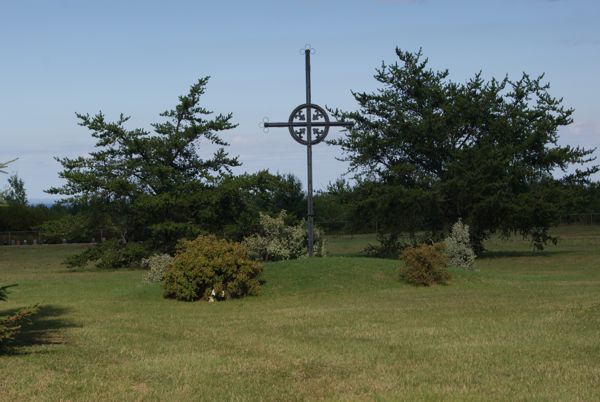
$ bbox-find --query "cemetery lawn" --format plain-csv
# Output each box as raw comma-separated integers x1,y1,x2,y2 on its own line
1,226,599,401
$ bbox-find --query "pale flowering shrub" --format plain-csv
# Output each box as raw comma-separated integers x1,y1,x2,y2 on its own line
243,210,325,261
444,219,476,270
142,253,173,283
314,228,327,258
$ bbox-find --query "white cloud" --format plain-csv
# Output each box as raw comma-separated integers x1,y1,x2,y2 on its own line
563,121,600,148
560,121,600,180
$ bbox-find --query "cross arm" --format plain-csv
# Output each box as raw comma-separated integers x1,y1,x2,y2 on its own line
264,121,354,128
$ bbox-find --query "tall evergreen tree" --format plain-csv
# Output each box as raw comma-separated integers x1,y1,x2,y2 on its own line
48,78,239,252
331,48,598,252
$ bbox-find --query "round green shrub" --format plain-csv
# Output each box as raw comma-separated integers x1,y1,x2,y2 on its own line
400,242,450,286
163,235,263,302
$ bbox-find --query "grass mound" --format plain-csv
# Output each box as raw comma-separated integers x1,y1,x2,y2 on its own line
0,226,599,401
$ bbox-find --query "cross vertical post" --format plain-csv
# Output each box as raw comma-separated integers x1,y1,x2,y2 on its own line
305,49,314,256
262,47,354,257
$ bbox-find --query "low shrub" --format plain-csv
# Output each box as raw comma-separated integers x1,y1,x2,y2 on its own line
1,306,38,349
38,214,91,243
363,232,407,258
142,253,173,283
445,219,476,269
243,210,325,261
65,239,149,269
163,235,263,302
0,284,39,350
400,242,450,286
0,284,11,301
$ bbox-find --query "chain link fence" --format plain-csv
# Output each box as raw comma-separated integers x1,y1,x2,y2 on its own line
559,213,600,225
315,221,379,237
0,213,598,246
0,229,118,246
317,213,600,238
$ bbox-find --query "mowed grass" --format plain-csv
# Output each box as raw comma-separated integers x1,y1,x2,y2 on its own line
0,227,599,401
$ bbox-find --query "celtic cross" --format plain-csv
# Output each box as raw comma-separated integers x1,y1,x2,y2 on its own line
263,47,353,256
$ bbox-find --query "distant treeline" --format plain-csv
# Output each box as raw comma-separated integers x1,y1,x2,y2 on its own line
4,49,600,257
2,178,600,239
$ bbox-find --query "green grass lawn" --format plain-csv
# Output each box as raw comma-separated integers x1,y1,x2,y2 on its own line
1,226,599,401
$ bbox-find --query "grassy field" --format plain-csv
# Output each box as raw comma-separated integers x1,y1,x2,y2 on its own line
1,226,599,401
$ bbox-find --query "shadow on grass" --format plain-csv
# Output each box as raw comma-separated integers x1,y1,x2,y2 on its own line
480,250,571,259
1,305,77,354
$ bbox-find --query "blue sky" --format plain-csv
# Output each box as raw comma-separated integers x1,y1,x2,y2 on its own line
1,0,599,199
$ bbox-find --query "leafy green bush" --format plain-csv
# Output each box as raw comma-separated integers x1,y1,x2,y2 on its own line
242,210,325,261
445,219,476,269
400,242,450,286
142,253,173,283
163,235,263,302
65,240,149,269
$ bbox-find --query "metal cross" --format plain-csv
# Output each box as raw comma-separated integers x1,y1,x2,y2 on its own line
264,47,353,256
